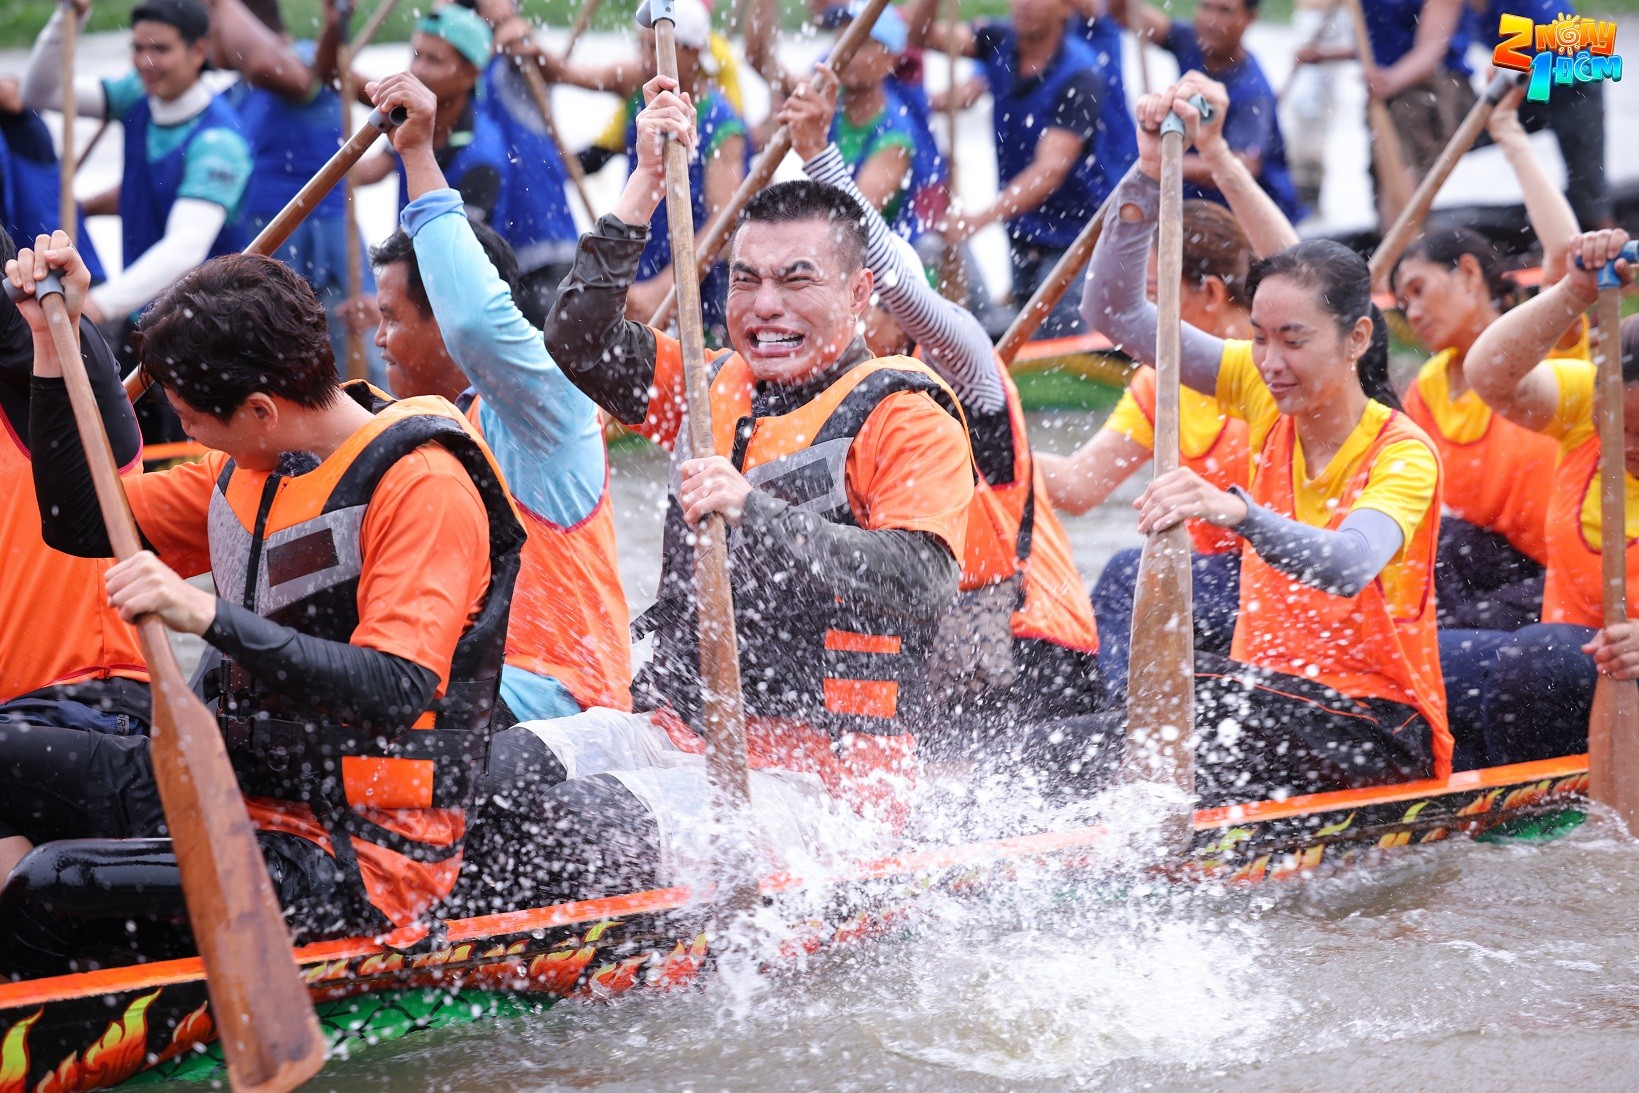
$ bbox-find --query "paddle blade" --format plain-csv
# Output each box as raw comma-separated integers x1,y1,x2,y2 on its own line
1589,675,1639,834
1122,524,1196,812
140,624,326,1092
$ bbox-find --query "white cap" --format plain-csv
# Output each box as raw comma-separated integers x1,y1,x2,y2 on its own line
635,0,713,51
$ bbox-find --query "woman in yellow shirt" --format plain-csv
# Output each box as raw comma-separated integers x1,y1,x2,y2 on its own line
1462,227,1637,766
1041,80,1449,804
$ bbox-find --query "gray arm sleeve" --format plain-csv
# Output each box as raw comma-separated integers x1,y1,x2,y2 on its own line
1079,171,1227,396
739,491,959,622
802,144,1004,413
1231,489,1406,597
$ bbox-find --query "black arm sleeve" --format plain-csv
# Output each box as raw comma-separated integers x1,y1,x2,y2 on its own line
30,319,145,558
739,492,960,622
541,214,664,425
207,600,440,730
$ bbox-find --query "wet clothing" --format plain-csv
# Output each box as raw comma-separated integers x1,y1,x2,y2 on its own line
1080,168,1450,786
0,108,105,282
831,84,946,245
1363,0,1474,74
394,98,507,226
404,188,632,719
1,317,145,705
1480,622,1597,765
1433,516,1545,632
1156,22,1305,222
31,367,523,945
972,24,1135,251
481,56,580,324
1091,546,1242,702
1016,652,1435,807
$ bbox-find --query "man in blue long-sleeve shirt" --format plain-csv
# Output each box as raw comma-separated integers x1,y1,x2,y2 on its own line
367,72,633,728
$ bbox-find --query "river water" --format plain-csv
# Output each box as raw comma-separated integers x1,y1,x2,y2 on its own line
9,21,1637,1092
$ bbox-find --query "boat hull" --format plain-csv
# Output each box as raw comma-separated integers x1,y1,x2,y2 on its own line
0,756,1590,1092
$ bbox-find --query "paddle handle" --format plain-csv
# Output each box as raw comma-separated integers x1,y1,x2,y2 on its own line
1340,0,1413,224
647,0,894,328
1595,286,1627,626
995,182,1117,364
653,6,757,906
28,277,327,1092
1369,71,1524,285
562,0,602,57
118,104,408,402
519,58,599,224
59,0,77,244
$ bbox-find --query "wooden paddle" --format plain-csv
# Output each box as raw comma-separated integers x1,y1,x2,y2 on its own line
935,0,971,303
994,172,1129,366
1368,71,1524,287
1121,100,1197,847
1588,251,1639,834
58,0,78,244
338,0,368,381
651,0,758,908
121,105,408,402
518,59,599,223
1339,0,1412,226
11,271,325,1092
647,0,894,328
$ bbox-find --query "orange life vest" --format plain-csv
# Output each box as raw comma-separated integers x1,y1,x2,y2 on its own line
953,358,1099,653
0,407,148,703
1402,351,1557,564
636,352,966,741
208,384,525,943
464,396,633,712
1126,365,1249,556
1232,408,1451,776
1540,433,1639,628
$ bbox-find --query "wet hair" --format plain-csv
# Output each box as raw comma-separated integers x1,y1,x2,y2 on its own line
1391,226,1517,312
1158,200,1252,309
134,254,340,419
734,180,868,274
1250,239,1401,410
371,217,521,317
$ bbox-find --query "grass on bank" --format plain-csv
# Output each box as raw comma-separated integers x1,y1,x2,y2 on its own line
9,0,1636,52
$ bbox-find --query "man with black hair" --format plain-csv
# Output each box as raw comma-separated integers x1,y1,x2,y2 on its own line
1109,0,1304,221
22,0,251,331
367,73,631,728
453,80,976,911
0,226,148,889
0,235,523,974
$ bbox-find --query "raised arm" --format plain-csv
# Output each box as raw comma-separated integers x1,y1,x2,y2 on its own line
1369,0,1462,100
1489,87,1579,285
1177,71,1297,257
1467,228,1632,433
1104,0,1172,46
904,0,977,55
783,66,1003,413
22,3,107,119
207,0,317,100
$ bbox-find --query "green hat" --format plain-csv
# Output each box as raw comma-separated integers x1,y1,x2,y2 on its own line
416,6,492,70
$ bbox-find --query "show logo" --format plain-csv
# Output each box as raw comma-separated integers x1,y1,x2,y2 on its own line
1494,12,1622,102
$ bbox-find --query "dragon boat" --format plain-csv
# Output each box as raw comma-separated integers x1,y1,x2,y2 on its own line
0,754,1590,1092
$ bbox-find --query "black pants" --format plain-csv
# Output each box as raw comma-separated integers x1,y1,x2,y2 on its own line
451,727,662,917
918,637,1106,762
1012,653,1435,807
0,723,363,978
1008,240,1086,339
1476,79,1611,229
1434,517,1544,632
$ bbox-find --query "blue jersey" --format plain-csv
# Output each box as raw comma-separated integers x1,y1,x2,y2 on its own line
117,91,249,270
1070,15,1139,164
1364,0,1474,75
0,110,105,282
830,83,946,243
1160,22,1306,222
625,89,747,330
480,56,579,273
229,42,346,222
394,101,510,224
974,24,1136,249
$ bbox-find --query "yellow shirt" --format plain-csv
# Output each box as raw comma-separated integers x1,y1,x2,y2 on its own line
1540,356,1639,542
1214,339,1440,604
1103,375,1238,460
